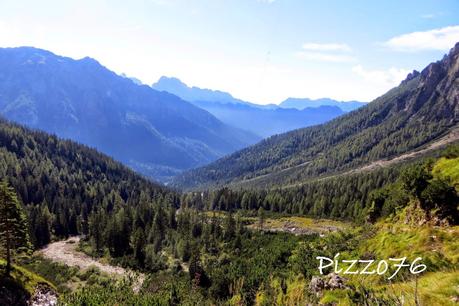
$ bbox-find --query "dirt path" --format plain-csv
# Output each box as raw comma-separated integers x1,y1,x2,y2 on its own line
39,237,145,293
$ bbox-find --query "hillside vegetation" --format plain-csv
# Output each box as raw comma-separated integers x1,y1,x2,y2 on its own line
0,117,457,304
173,43,459,190
1,44,458,305
0,259,57,306
0,117,177,250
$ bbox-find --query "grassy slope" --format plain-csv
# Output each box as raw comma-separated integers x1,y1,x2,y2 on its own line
318,222,459,305
0,258,57,306
319,155,459,305
433,156,459,190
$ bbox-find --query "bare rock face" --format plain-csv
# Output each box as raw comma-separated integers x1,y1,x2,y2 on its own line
309,276,327,295
396,42,459,121
28,285,58,306
309,273,348,297
328,273,347,289
400,70,420,85
443,42,459,118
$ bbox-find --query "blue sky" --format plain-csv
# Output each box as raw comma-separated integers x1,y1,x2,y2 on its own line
0,0,458,104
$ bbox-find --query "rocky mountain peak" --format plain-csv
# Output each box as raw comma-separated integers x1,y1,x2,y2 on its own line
400,42,459,87
400,70,420,85
449,41,459,57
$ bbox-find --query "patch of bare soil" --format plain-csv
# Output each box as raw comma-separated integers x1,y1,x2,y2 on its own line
39,237,145,293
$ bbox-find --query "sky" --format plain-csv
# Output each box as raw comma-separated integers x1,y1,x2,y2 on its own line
0,0,458,104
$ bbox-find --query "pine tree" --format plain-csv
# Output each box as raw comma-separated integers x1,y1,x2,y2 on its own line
257,207,265,230
149,206,166,252
224,212,235,240
188,248,210,288
89,209,105,255
168,206,177,229
131,228,146,266
0,179,31,274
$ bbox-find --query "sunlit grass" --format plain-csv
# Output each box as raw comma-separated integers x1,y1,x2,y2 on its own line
247,215,349,235
381,271,459,306
432,156,459,189
359,223,459,268
0,258,56,295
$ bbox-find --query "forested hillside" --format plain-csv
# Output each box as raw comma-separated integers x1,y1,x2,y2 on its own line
31,144,459,305
2,2,459,305
0,117,178,249
173,43,459,190
1,103,457,305
182,143,459,224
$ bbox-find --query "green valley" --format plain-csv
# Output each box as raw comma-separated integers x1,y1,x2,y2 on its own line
0,17,458,306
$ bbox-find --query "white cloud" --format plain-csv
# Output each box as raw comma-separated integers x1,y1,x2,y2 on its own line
296,42,354,62
384,25,459,51
302,43,352,52
352,65,409,87
296,51,356,63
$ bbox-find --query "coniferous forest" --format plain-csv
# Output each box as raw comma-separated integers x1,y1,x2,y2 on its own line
1,108,458,304
0,3,459,305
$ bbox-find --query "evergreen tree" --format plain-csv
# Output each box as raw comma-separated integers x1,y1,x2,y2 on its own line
0,179,31,274
257,207,265,230
131,228,146,266
89,209,105,255
188,248,210,288
400,164,432,199
168,206,177,229
224,212,236,240
33,205,52,247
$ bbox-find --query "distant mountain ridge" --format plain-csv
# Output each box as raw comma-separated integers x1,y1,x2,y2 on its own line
153,77,355,137
0,47,260,182
152,76,365,112
152,76,277,108
279,97,366,112
172,42,459,190
189,100,344,137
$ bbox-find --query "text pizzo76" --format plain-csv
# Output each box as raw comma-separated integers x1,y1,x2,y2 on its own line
316,253,427,280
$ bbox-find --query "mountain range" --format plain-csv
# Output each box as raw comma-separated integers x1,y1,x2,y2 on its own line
172,42,459,190
279,97,366,112
153,77,362,137
152,76,277,109
0,47,260,182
